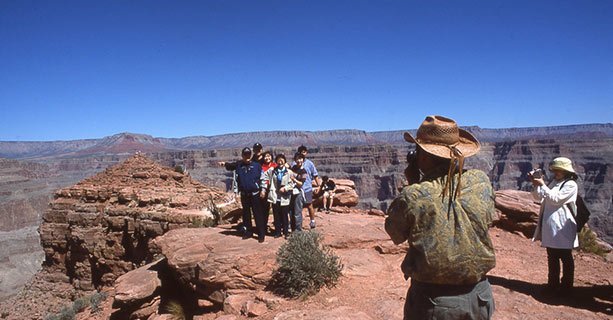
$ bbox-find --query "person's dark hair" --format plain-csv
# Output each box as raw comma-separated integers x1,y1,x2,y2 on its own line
275,153,286,162
262,151,272,158
321,175,329,181
297,145,308,153
294,152,305,160
563,171,579,180
253,142,263,151
241,147,252,155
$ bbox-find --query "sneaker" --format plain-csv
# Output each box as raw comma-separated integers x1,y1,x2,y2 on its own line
258,237,265,243
274,233,282,238
309,220,316,229
242,233,253,240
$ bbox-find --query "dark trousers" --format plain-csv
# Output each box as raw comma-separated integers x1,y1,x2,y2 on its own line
272,202,290,236
289,193,304,231
261,199,271,232
546,247,574,290
240,192,267,239
405,278,494,320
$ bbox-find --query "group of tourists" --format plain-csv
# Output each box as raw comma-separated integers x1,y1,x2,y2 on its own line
219,144,335,243
385,115,585,320
216,115,585,319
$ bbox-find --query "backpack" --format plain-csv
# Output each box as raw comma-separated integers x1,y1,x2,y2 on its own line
560,180,591,232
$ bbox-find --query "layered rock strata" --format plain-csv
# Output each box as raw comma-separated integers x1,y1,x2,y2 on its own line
39,154,238,290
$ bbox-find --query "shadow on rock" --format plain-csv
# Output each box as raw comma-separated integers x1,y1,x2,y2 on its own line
489,275,613,315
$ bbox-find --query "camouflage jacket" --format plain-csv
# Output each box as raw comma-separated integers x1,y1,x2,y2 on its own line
385,169,496,285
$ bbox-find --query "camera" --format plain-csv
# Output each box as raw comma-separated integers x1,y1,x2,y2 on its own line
529,168,545,179
405,150,420,185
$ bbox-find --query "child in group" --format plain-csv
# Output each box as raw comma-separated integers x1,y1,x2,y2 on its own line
289,152,308,232
319,175,336,213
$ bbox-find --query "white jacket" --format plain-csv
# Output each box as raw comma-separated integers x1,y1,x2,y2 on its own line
262,167,295,206
532,179,578,249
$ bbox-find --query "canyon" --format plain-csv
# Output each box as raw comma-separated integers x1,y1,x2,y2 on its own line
0,124,611,301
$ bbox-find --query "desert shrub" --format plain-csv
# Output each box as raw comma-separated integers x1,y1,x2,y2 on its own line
189,216,216,228
190,197,223,228
579,228,608,257
71,297,88,313
45,306,75,320
90,291,108,313
45,291,108,320
174,165,186,174
163,300,186,320
270,231,343,298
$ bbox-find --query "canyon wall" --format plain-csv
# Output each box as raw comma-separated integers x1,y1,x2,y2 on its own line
0,125,611,298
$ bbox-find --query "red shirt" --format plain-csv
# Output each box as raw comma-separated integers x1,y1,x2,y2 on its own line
261,162,278,173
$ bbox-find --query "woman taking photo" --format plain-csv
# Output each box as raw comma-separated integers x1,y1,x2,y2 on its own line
531,157,579,296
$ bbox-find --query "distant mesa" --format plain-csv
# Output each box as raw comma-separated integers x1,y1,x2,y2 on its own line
75,133,172,155
1,123,611,159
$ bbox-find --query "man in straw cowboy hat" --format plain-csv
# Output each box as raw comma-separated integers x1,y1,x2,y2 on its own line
385,115,496,320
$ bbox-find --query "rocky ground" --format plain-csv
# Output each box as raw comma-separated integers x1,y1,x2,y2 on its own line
3,209,609,320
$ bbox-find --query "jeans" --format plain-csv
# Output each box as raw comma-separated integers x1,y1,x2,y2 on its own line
405,278,494,320
272,202,290,236
240,192,267,239
546,247,574,290
289,192,304,232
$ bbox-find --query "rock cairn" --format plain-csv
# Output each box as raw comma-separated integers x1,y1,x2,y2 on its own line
39,153,237,291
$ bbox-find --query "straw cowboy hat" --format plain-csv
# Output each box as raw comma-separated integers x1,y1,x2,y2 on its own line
549,157,578,178
404,115,480,159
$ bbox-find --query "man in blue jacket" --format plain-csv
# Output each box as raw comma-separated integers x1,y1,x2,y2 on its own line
235,147,267,242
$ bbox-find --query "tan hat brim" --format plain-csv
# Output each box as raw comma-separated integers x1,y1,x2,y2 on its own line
404,129,480,159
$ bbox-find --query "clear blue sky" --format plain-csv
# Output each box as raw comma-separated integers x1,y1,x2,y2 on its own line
1,1,612,141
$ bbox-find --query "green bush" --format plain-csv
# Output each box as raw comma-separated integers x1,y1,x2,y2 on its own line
271,231,343,298
90,292,108,313
45,291,108,320
579,228,608,257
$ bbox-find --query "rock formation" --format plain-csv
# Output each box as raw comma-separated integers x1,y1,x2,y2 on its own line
39,153,238,291
493,190,541,238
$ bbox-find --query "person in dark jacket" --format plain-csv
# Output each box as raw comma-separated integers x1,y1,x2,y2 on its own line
234,147,267,242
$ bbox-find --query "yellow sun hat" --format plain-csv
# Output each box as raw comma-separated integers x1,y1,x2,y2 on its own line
549,157,578,177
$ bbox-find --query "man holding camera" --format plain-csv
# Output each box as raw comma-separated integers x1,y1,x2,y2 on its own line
385,115,496,320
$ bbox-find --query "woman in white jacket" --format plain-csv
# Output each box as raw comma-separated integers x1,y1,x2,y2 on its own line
531,157,579,296
262,154,295,239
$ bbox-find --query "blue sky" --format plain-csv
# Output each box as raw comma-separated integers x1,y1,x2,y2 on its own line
1,1,612,141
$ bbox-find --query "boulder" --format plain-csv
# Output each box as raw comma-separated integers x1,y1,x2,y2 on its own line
113,260,162,307
242,300,268,317
494,190,541,238
313,178,359,208
151,227,282,304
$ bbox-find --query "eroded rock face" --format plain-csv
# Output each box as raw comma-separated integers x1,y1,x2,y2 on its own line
151,227,282,299
494,190,541,238
39,154,238,290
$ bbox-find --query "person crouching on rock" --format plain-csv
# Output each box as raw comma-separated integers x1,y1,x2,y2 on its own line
319,176,336,213
385,115,496,320
235,147,267,243
261,154,294,239
289,152,307,232
531,157,579,296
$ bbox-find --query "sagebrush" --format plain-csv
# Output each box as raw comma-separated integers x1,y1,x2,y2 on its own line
45,292,107,320
270,231,343,298
579,227,608,257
